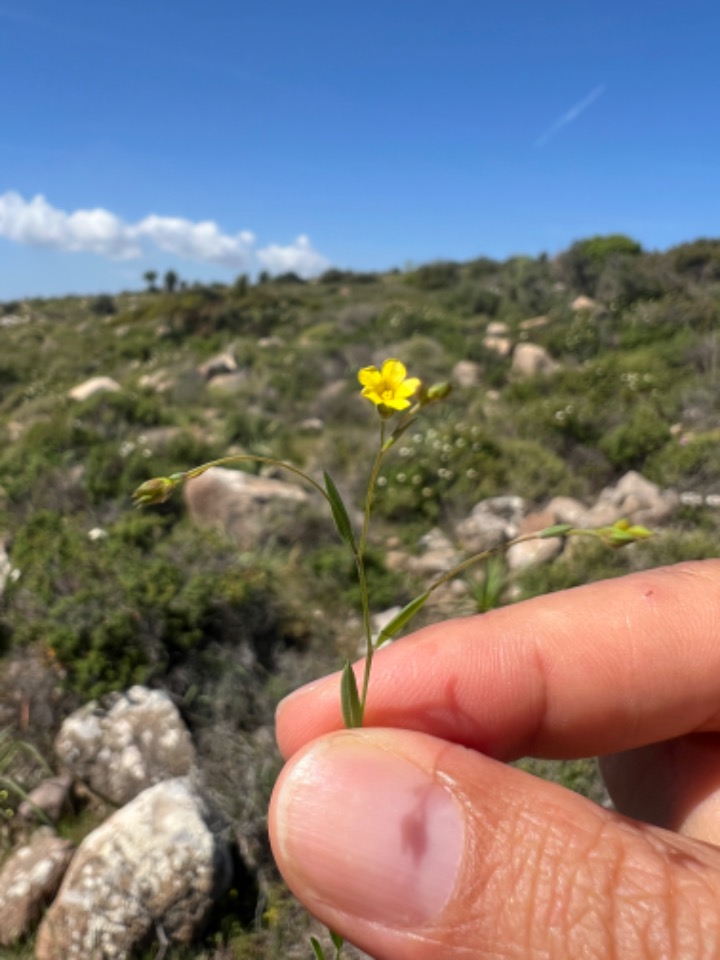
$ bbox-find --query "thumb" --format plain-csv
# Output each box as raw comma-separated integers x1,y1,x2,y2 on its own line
270,728,720,959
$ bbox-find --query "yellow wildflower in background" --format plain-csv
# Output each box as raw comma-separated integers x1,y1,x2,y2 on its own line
358,359,420,411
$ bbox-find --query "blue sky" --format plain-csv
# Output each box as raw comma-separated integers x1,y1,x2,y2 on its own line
1,0,719,300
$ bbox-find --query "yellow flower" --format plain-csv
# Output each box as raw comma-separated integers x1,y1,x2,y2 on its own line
358,359,421,411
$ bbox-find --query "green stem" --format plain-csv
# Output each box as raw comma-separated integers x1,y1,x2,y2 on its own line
177,454,330,502
424,533,537,598
422,526,604,601
356,422,388,718
358,422,386,558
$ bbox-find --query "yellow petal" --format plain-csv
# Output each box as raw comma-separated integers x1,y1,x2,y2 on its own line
386,396,412,410
358,366,381,387
380,358,407,385
397,378,421,398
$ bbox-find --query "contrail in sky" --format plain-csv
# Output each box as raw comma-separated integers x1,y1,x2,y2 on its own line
535,84,606,147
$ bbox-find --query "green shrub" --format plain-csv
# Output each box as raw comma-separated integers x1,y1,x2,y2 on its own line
558,234,642,295
405,261,460,290
90,295,116,316
595,253,680,308
548,309,604,361
618,296,719,349
505,350,683,465
498,256,554,317
669,239,720,281
308,543,408,612
441,283,501,318
372,418,577,524
646,433,720,491
84,428,220,505
2,511,292,700
599,402,671,470
466,256,500,279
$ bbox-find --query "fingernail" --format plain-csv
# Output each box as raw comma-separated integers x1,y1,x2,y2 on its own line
272,733,464,927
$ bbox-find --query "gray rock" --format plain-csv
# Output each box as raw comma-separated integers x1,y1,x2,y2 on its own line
519,315,549,331
545,496,592,528
0,828,74,946
0,535,12,599
571,295,597,312
206,371,248,393
455,496,526,554
486,321,509,336
297,417,325,434
18,774,73,823
184,465,310,550
511,343,559,378
67,376,121,402
482,335,512,357
0,313,28,328
452,360,481,387
387,527,460,578
594,470,679,525
35,778,233,960
506,535,564,571
55,686,195,806
506,508,565,571
137,369,173,393
198,350,237,380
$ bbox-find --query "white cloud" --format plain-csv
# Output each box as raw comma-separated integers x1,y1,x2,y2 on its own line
0,191,140,258
257,234,331,277
134,214,256,269
0,191,330,277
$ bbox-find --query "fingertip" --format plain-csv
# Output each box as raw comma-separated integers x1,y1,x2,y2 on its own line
275,672,342,758
270,729,465,932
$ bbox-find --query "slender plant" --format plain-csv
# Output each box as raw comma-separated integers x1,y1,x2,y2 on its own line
133,357,651,957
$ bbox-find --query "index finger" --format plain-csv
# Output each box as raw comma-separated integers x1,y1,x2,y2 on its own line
277,560,720,761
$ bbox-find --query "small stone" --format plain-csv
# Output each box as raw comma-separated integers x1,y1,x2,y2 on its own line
0,829,75,946
68,377,121,402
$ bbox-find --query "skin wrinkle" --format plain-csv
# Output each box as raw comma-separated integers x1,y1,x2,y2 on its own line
609,819,720,959
548,808,616,956
514,621,552,761
467,770,720,958
524,808,573,955
274,562,720,957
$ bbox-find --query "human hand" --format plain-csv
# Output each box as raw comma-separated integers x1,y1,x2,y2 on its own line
270,560,720,958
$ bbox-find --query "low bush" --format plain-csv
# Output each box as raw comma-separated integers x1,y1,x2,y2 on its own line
599,401,671,471
646,433,720,491
2,510,295,701
405,261,460,290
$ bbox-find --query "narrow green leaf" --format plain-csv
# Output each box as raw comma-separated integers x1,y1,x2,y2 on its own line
330,930,345,954
375,591,430,648
340,661,363,728
310,936,325,960
324,471,356,550
538,524,574,538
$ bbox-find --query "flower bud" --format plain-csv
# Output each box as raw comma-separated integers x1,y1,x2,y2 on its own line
595,519,652,549
131,476,176,507
425,381,452,402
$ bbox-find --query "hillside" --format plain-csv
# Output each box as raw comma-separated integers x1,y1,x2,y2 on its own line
1,235,720,957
